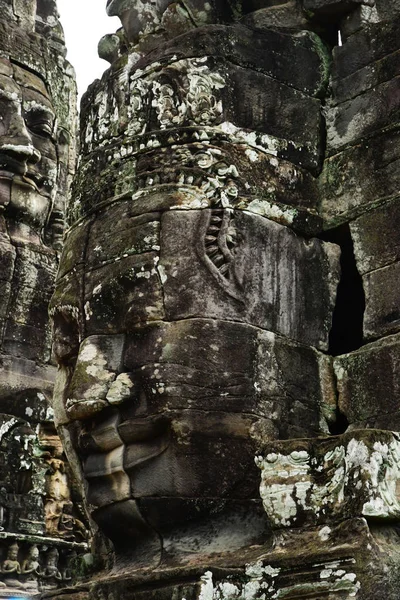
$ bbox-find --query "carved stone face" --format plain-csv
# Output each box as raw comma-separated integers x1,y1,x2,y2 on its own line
0,60,58,244
0,47,75,425
0,59,62,371
52,7,340,567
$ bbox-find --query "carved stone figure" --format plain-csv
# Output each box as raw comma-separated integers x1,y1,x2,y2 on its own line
48,0,400,599
42,548,62,583
1,542,25,589
21,545,41,576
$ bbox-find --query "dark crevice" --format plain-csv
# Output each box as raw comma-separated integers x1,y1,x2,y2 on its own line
328,406,349,435
320,223,365,356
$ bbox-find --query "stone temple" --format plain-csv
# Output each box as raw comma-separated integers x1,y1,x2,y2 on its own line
3,0,400,598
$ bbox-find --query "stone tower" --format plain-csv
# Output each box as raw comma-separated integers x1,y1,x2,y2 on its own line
0,0,88,595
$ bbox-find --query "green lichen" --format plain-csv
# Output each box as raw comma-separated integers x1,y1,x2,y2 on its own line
309,31,332,98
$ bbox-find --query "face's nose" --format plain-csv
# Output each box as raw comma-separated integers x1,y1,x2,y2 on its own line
0,111,41,171
63,334,127,422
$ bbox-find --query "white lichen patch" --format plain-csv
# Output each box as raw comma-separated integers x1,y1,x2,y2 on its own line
106,373,135,405
257,432,400,527
318,526,331,541
243,201,295,226
0,417,18,443
194,561,282,600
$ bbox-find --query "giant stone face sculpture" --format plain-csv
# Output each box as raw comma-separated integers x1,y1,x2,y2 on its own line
52,0,341,570
50,0,400,598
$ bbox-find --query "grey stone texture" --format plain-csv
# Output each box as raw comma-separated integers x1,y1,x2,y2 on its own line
36,0,400,599
0,0,89,595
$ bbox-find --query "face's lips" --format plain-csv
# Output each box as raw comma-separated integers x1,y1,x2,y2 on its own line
78,413,170,455
78,409,171,482
82,434,170,479
0,169,45,194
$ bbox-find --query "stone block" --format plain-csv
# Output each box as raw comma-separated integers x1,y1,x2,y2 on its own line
326,77,400,154
74,139,321,234
303,0,366,15
222,63,323,173
86,211,160,269
42,518,400,600
319,130,400,225
0,240,15,283
3,320,51,362
334,333,400,429
50,267,84,324
257,429,400,529
349,201,400,340
81,55,324,175
350,200,400,275
363,261,400,340
160,210,340,350
9,284,52,327
340,5,380,41
341,1,400,40
65,335,125,421
332,17,400,80
83,445,132,507
0,282,11,319
123,319,337,440
58,218,92,279
0,355,55,421
13,246,57,292
135,24,330,99
242,3,309,30
332,49,400,104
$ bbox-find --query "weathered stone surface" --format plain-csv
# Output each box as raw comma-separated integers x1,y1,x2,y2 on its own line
84,252,165,335
334,333,400,429
0,1,89,594
160,209,339,349
333,16,400,80
350,201,400,276
46,0,400,597
40,518,400,600
331,48,400,104
362,263,400,340
319,131,400,225
303,0,367,15
51,316,336,553
242,3,309,30
326,77,400,155
258,429,400,528
80,56,324,173
73,142,322,235
344,203,400,340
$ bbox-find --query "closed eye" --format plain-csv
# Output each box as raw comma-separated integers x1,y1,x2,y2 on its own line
24,107,56,140
29,119,54,138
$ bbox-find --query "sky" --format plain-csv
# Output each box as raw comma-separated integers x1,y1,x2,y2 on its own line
57,0,120,104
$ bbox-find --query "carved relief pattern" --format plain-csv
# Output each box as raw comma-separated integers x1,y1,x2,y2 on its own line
0,541,77,592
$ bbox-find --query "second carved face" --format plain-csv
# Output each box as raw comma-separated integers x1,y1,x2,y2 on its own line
0,60,58,243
